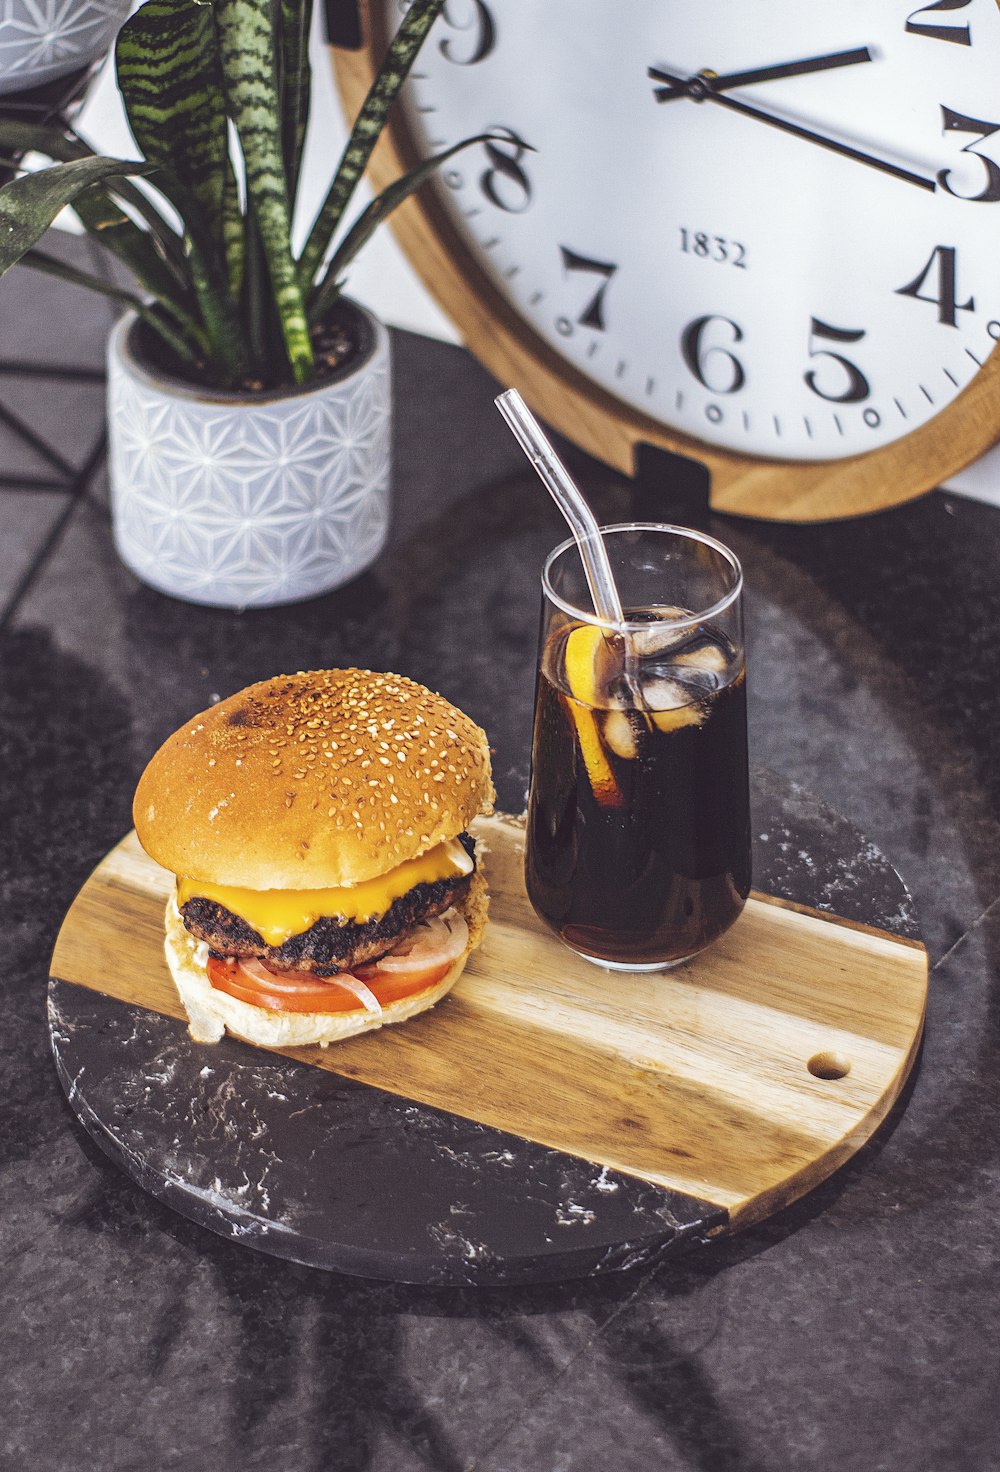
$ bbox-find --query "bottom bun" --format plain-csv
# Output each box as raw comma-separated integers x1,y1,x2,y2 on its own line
164,866,488,1048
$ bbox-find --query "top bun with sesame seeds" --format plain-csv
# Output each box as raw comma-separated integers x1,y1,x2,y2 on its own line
134,668,494,891
132,671,494,1049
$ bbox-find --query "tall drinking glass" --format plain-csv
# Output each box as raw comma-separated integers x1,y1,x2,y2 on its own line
525,523,751,971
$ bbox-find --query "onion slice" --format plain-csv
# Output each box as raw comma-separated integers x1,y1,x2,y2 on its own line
237,958,305,993
328,972,383,1016
375,909,469,973
236,957,382,1015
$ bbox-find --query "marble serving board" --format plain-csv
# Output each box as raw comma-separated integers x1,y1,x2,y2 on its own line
47,813,927,1285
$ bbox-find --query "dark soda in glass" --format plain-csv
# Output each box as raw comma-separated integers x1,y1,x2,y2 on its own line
525,612,751,968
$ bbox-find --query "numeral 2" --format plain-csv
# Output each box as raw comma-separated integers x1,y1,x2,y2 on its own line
906,0,971,46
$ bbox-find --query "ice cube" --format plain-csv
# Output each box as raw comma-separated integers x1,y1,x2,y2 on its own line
673,638,730,674
653,704,705,733
642,675,706,731
602,708,641,759
641,676,691,710
644,632,735,695
630,613,691,659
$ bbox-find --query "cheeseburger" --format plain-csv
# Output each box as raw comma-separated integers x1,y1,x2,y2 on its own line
133,669,493,1047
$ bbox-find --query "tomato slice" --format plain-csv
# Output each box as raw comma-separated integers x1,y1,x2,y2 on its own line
356,957,453,998
206,953,453,1015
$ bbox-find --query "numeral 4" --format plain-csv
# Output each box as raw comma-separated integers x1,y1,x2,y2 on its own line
896,246,974,326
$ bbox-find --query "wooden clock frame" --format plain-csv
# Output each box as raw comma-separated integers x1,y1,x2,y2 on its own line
331,3,1000,522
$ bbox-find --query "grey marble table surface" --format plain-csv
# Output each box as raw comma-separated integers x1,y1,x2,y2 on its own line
1,235,997,1471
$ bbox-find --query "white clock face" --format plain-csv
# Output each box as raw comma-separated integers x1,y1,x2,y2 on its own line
382,0,1000,462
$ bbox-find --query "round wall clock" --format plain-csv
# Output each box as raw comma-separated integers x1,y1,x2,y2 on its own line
332,0,1000,520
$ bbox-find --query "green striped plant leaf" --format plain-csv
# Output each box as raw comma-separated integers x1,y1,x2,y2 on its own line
96,176,190,280
214,0,312,383
280,0,313,205
0,118,89,163
72,185,196,319
240,210,284,378
309,133,508,324
298,0,446,291
0,156,154,277
0,118,187,284
116,0,253,380
115,0,228,261
222,157,245,300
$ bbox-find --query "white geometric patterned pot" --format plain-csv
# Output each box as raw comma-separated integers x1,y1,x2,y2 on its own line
106,304,392,609
0,0,131,95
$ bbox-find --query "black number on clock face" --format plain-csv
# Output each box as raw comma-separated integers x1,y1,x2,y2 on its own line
680,316,876,406
905,0,972,46
680,316,746,394
896,245,974,325
679,230,748,267
804,319,871,404
558,247,617,331
439,0,495,66
479,127,532,212
937,107,1000,201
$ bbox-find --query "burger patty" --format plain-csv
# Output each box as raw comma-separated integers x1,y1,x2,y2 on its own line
180,833,476,976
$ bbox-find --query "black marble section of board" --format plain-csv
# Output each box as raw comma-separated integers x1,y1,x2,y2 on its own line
48,979,725,1286
750,765,920,940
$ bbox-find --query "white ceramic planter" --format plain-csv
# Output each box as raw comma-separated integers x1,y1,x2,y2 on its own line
0,0,131,95
106,305,392,609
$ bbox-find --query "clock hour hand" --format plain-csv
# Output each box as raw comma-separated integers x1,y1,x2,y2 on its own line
649,47,872,103
647,65,936,192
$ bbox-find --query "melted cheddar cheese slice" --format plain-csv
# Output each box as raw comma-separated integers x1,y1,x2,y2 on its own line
176,837,474,946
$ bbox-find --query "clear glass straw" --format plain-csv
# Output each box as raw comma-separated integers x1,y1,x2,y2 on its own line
494,388,625,628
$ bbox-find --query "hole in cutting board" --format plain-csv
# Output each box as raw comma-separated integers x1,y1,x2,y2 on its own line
807,1051,852,1080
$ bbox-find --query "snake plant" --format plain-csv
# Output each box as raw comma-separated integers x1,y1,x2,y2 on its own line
0,0,484,390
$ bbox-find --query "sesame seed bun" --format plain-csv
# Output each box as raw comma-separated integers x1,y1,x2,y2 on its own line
134,669,495,890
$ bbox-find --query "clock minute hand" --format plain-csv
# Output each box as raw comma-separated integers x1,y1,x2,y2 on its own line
650,47,872,103
710,89,936,191
646,66,936,192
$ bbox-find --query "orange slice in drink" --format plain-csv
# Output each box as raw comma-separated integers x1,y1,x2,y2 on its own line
563,624,622,806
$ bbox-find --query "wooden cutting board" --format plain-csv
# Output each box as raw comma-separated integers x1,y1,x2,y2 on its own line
50,812,927,1232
